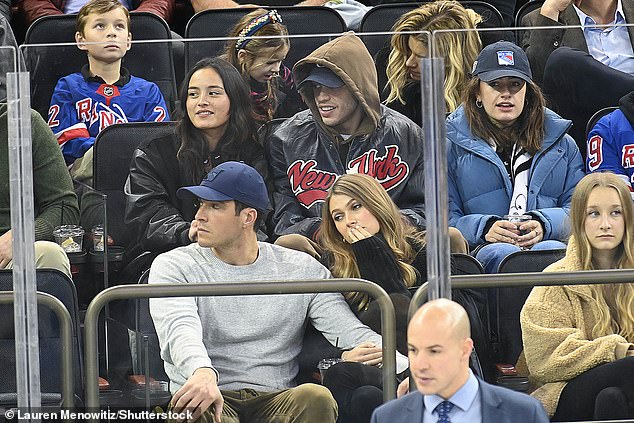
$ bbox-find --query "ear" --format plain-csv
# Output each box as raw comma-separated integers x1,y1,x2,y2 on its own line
237,49,248,64
125,32,132,52
75,31,87,51
461,337,474,362
241,208,258,227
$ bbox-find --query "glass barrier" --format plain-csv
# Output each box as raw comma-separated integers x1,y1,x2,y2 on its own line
14,20,634,419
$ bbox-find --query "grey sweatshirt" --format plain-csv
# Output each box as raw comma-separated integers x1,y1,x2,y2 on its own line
149,242,388,393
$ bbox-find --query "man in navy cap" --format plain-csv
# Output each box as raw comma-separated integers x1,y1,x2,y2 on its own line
149,161,407,423
267,32,426,242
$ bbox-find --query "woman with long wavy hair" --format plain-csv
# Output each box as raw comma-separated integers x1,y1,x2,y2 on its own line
378,0,482,123
447,40,584,273
520,172,634,421
124,57,267,255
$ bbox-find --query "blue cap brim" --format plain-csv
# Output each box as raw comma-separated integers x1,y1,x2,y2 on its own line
298,67,345,89
477,69,531,83
176,186,234,202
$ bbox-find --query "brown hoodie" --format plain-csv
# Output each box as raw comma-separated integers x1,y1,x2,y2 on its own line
293,32,381,138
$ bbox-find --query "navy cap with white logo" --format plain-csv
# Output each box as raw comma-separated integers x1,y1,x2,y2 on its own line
471,41,532,83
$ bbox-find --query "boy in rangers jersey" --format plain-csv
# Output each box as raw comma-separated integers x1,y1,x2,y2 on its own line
587,90,634,200
47,0,169,181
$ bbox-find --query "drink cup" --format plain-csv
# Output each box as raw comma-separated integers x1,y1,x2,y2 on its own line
91,225,104,252
53,225,84,253
503,214,531,235
317,358,343,383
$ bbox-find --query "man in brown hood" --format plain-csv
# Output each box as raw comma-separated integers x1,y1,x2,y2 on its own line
267,32,425,240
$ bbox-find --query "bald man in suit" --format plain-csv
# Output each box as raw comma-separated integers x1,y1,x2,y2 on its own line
371,299,549,423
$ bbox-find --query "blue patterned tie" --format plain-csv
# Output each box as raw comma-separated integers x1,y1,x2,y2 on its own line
435,400,454,423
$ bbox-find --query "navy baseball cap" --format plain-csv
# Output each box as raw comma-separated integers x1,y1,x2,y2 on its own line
471,41,532,83
177,161,270,211
298,66,345,89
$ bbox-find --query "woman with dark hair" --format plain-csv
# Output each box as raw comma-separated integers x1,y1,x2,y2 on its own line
124,57,267,255
447,41,584,273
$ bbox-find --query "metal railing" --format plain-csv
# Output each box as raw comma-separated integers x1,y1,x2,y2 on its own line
0,291,74,409
84,279,397,412
409,268,634,318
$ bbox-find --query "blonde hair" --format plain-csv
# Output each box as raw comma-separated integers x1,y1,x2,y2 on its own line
569,172,634,342
385,1,482,112
320,174,425,311
221,8,290,122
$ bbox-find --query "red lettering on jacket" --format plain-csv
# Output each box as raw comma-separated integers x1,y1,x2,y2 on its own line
348,145,409,191
287,160,338,208
622,144,634,169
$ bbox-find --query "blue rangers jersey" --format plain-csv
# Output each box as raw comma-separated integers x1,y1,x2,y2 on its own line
587,94,634,200
48,66,169,164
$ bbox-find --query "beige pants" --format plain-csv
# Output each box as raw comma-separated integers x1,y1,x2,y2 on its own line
69,146,94,186
5,241,72,279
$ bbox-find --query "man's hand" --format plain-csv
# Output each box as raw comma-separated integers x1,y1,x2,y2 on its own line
341,342,383,366
484,220,520,244
171,368,223,422
274,234,322,260
188,220,199,243
516,220,544,249
0,230,13,269
396,378,409,398
540,0,573,21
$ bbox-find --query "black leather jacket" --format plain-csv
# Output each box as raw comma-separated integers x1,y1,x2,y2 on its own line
124,133,268,254
267,105,426,239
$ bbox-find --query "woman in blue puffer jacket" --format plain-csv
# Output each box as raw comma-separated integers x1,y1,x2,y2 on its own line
446,41,584,273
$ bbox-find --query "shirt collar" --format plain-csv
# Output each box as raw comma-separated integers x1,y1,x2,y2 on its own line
81,64,131,86
423,370,479,413
574,0,625,27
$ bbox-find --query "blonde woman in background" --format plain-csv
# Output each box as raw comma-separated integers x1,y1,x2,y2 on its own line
521,172,634,421
377,0,482,124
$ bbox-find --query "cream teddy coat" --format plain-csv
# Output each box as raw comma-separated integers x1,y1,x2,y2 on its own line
520,237,634,416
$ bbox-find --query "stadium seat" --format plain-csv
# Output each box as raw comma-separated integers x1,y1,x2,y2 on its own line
586,106,619,142
184,6,346,73
92,121,177,254
0,269,83,408
494,248,566,365
358,1,505,58
514,0,543,27
23,12,178,119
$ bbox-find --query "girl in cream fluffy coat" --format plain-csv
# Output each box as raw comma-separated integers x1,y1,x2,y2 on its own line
520,172,634,421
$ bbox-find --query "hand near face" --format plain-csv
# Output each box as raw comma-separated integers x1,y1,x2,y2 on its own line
0,230,13,269
516,220,544,248
345,224,374,244
188,220,199,243
484,220,520,244
171,367,223,423
341,341,383,366
540,0,573,20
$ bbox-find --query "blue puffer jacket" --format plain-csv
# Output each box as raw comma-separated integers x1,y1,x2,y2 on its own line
446,105,584,247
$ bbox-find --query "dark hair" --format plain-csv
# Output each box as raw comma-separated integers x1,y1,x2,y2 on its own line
462,76,545,154
234,200,265,232
176,57,262,183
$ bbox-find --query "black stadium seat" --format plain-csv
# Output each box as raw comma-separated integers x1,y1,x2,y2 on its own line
495,248,565,364
184,6,346,73
0,269,83,408
23,12,177,119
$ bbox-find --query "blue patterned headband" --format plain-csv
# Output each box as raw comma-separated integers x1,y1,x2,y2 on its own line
235,10,284,51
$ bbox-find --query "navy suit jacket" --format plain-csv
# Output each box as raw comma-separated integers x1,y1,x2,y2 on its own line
370,378,549,423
